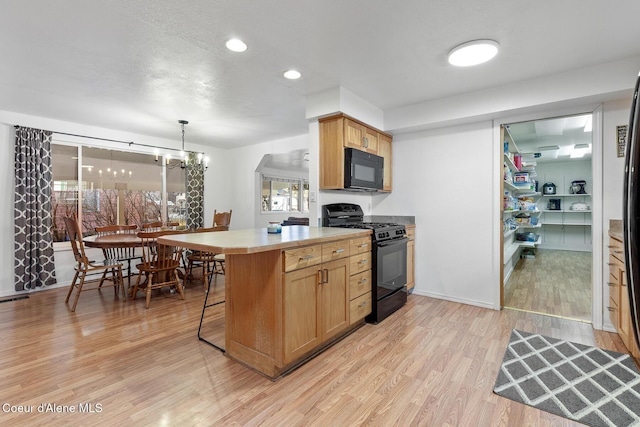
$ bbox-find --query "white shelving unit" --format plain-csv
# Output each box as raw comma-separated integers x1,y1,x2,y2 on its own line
502,126,542,282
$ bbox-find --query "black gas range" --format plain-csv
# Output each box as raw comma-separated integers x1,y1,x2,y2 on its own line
323,203,408,323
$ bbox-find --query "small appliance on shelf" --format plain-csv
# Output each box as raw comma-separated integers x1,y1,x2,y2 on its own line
548,199,561,210
570,180,587,194
543,182,557,195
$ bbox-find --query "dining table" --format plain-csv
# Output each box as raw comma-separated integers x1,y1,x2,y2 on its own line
83,233,146,289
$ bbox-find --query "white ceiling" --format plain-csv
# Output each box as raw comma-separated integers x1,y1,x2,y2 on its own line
507,114,593,163
2,0,640,149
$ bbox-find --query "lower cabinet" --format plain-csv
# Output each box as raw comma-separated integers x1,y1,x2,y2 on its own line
608,236,640,358
283,241,351,364
406,224,415,292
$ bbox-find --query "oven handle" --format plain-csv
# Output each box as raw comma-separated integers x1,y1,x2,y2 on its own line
376,236,409,247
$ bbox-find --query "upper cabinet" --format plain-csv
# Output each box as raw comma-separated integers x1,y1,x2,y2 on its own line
319,113,393,192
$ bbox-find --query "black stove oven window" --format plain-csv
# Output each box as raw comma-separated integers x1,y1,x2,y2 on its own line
376,239,407,299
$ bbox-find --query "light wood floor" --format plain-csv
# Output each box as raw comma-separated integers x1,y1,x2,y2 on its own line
0,273,625,427
504,249,592,322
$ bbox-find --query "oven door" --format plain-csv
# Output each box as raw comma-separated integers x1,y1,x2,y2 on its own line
375,237,408,300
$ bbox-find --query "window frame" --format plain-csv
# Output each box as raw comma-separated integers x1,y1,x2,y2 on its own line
51,141,186,247
260,174,309,214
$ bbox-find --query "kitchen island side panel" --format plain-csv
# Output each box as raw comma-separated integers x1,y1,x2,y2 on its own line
225,251,283,376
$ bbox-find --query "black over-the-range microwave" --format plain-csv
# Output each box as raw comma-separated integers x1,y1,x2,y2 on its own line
344,147,384,191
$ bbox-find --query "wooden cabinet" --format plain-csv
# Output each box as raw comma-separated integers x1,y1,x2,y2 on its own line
378,133,392,192
283,240,350,364
607,236,640,358
348,236,372,324
319,113,392,191
405,224,415,292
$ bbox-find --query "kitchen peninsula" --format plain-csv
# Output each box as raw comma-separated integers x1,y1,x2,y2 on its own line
159,225,372,378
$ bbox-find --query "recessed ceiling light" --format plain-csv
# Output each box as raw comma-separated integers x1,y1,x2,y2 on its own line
283,69,301,80
448,39,499,67
226,38,247,52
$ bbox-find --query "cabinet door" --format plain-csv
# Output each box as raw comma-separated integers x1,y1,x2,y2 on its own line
344,119,366,150
378,133,392,192
321,258,349,341
363,127,379,154
407,239,415,292
283,267,321,364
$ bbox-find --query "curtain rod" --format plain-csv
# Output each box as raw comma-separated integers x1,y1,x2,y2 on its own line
13,125,185,154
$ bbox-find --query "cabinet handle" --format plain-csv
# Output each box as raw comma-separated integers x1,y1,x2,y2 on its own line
607,263,616,266
317,270,323,285
360,259,368,265
334,249,345,254
359,278,368,284
607,245,616,249
324,269,329,283
358,243,369,249
363,137,368,148
607,306,616,312
358,301,368,308
300,254,314,260
607,282,616,287
614,250,624,254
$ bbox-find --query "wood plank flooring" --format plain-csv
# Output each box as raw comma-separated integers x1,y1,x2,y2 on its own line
0,273,625,427
504,249,592,322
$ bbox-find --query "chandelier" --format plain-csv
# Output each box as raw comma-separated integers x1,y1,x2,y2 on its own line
178,120,209,171
155,120,209,171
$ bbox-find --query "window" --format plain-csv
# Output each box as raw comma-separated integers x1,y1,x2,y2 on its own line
261,176,309,213
51,143,187,241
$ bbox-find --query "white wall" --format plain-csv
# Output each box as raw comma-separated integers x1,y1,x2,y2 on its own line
0,112,231,297
373,121,498,308
227,134,309,229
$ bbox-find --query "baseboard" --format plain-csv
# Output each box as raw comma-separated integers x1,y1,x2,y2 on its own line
410,289,498,310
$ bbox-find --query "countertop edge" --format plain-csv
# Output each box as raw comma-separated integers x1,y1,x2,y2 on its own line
157,227,372,254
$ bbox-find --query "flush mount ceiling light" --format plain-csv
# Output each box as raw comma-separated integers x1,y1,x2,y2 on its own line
283,69,301,80
225,38,247,52
570,143,591,159
448,39,499,67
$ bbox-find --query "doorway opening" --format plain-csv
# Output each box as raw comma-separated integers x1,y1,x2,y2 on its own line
501,113,593,322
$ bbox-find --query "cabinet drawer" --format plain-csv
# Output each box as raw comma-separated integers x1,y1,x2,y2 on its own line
349,270,371,300
283,245,322,272
609,273,619,307
608,254,622,280
322,241,350,263
405,225,415,240
609,297,619,330
609,237,625,263
350,237,371,255
350,292,371,325
350,252,371,275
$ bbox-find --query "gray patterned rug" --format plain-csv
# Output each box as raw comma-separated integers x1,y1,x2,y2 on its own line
494,330,640,427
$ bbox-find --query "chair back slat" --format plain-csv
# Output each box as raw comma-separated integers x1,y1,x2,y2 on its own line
213,209,232,228
63,214,90,267
142,221,180,231
137,230,184,271
95,224,139,260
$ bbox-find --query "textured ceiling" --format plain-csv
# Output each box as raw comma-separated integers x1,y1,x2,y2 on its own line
2,0,640,149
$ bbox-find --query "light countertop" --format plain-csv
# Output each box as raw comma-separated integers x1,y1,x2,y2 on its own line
157,225,371,254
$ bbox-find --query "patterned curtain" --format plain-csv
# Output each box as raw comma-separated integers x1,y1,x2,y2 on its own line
185,151,205,229
14,127,57,291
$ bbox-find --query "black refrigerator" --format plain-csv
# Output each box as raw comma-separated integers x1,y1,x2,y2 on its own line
623,71,640,350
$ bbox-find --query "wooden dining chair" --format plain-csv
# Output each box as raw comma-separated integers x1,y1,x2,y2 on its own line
213,209,232,228
131,230,185,308
63,215,125,312
185,226,228,289
142,221,180,231
95,224,140,288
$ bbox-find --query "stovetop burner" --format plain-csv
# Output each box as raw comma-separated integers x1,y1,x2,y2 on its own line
323,204,406,242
